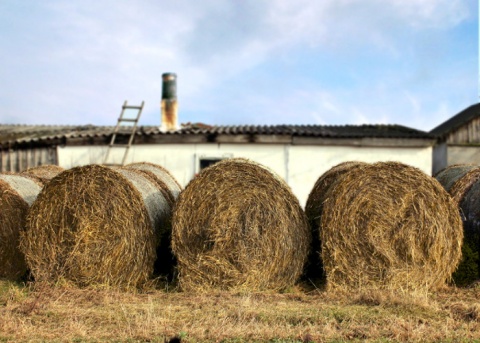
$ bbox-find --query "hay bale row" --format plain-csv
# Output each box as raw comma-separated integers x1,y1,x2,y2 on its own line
171,158,310,292
306,161,463,292
435,164,480,286
6,159,465,294
0,165,63,280
20,163,180,288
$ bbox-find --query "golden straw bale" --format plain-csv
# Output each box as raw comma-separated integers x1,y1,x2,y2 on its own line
0,174,42,280
123,162,183,276
125,162,181,192
124,162,182,206
304,161,368,279
306,162,368,223
21,165,64,184
20,164,176,288
436,164,480,286
435,164,478,194
320,162,463,292
172,158,310,291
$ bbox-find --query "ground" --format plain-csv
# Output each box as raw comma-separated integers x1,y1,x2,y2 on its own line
1,280,480,342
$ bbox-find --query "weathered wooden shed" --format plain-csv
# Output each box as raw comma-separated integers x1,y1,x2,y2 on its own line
0,122,435,206
430,103,480,174
0,125,64,171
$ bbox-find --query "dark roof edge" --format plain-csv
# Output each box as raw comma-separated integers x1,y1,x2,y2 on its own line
0,123,433,146
430,103,480,138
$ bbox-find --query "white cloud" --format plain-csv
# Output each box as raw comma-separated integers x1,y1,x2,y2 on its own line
0,0,476,128
391,0,472,28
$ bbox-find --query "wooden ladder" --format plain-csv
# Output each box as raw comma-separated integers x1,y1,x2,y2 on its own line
103,100,144,166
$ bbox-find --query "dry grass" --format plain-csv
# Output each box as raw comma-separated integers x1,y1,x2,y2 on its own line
172,158,310,292
1,280,480,342
320,162,463,292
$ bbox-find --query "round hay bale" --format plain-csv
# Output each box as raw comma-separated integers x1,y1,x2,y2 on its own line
21,165,64,184
306,161,368,223
435,164,478,195
436,164,480,286
304,161,368,279
172,158,310,291
0,174,43,280
124,162,182,204
20,164,174,288
123,162,182,277
320,161,463,292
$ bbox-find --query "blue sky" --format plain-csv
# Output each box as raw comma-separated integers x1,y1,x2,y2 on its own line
0,0,477,131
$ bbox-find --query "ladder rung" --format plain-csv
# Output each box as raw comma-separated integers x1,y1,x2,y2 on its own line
104,100,143,166
117,118,138,123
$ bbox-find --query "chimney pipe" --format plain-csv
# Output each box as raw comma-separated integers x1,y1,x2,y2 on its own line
160,72,178,131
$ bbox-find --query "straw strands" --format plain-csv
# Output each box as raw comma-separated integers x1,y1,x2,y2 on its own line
21,165,64,183
435,164,480,286
304,161,367,278
435,165,480,204
172,158,310,291
0,174,43,280
20,164,179,288
124,162,182,206
318,162,463,292
123,162,183,276
306,161,367,225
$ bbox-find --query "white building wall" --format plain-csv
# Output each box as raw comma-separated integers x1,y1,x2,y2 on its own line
58,144,432,207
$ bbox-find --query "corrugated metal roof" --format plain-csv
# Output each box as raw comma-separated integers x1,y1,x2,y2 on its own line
175,123,431,138
0,124,113,145
0,122,432,146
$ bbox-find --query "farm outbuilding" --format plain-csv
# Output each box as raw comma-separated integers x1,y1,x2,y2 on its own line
0,125,60,171
0,122,435,206
431,103,480,174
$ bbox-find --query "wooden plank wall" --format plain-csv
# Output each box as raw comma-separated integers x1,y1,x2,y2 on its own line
447,117,480,144
0,147,58,172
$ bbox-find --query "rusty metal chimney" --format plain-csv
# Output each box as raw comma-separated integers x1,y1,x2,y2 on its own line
160,72,178,132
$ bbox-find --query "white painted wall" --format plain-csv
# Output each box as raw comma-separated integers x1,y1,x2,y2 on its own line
57,143,432,207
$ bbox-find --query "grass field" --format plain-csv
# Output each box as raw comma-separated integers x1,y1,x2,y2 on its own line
1,280,480,342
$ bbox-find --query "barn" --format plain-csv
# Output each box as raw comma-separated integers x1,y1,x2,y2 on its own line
431,103,480,175
0,122,435,207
